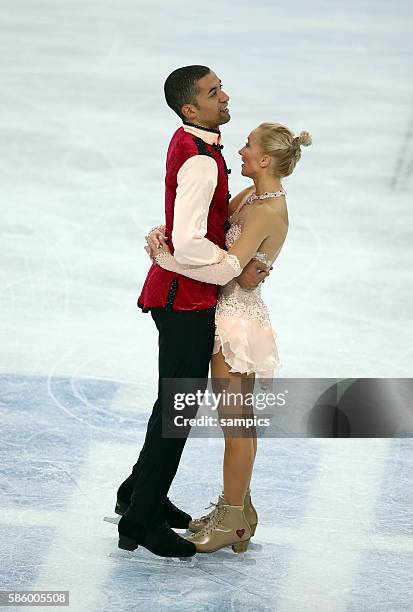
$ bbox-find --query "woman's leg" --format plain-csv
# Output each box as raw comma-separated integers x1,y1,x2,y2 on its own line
211,349,256,507
248,435,257,491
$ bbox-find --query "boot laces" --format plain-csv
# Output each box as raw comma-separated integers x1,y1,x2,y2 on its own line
204,501,217,510
199,501,218,521
198,505,227,536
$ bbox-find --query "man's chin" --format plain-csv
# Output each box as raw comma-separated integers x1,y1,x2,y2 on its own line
218,111,231,125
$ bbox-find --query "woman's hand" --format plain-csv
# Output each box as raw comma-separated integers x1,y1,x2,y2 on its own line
146,226,167,246
145,233,171,260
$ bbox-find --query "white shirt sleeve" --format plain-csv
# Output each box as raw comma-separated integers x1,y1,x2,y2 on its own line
172,155,224,265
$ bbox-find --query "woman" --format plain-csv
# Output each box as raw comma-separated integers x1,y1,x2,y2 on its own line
146,122,311,553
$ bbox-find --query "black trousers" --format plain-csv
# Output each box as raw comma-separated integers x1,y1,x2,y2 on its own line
126,308,215,527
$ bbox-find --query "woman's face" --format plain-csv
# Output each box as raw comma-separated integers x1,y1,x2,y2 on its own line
238,129,264,178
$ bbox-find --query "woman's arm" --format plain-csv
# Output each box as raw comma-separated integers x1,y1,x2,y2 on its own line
152,249,242,285
147,223,166,236
148,207,285,286
226,207,287,268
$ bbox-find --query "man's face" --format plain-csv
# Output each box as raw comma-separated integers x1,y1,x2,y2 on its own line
183,71,230,129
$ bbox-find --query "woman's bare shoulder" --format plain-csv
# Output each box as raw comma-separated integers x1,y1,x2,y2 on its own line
263,199,289,226
251,199,288,221
244,202,289,241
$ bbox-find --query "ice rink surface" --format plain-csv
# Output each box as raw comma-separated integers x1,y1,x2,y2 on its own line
1,0,412,610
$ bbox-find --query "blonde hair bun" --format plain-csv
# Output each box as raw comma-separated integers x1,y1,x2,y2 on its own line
257,122,311,177
298,131,312,147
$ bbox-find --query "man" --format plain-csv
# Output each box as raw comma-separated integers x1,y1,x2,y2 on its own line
117,66,268,558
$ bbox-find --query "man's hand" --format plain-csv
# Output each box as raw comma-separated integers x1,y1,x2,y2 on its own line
236,259,272,290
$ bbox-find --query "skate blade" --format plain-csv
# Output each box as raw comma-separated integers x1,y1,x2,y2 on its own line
103,515,120,525
109,551,197,567
195,548,257,564
248,541,263,552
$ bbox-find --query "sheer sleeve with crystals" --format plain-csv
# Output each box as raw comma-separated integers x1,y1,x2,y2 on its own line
153,250,242,286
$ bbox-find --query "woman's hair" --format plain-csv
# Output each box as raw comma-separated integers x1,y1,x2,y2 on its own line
257,123,312,177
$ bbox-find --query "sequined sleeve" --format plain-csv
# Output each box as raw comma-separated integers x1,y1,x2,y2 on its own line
153,251,242,286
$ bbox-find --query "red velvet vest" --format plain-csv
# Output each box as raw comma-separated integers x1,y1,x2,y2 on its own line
138,127,230,312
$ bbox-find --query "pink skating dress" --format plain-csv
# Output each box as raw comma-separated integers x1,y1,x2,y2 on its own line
212,194,281,379
151,190,283,380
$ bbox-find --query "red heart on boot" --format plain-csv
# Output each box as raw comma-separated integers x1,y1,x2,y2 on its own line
236,529,245,538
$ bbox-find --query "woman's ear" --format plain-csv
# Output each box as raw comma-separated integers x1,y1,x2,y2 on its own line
260,154,272,169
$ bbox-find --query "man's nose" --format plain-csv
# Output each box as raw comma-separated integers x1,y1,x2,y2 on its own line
220,89,229,102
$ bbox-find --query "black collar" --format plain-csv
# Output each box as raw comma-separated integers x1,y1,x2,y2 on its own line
182,120,220,135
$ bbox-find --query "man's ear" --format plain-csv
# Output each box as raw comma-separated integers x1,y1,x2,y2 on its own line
181,103,197,122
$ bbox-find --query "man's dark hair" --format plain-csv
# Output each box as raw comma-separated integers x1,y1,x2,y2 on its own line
164,65,211,120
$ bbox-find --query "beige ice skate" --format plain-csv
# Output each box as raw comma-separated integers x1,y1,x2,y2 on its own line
244,489,258,536
187,494,225,533
189,488,258,537
185,499,251,553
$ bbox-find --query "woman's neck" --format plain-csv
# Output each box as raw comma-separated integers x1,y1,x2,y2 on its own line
253,175,283,196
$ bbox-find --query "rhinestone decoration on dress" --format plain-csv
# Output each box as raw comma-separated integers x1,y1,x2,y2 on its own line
245,189,286,204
